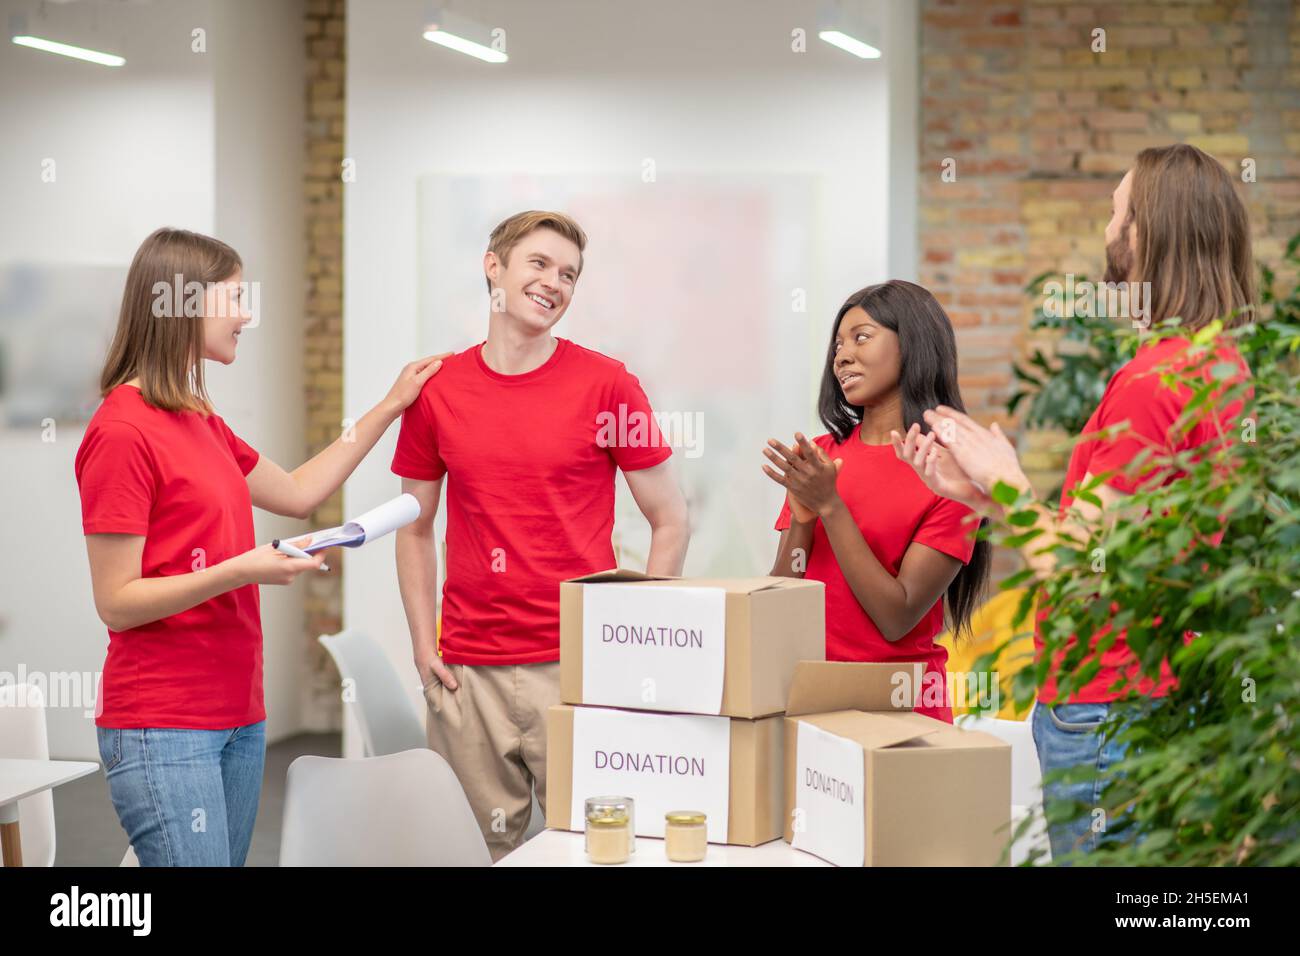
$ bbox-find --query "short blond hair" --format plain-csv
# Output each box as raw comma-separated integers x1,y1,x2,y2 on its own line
485,210,587,292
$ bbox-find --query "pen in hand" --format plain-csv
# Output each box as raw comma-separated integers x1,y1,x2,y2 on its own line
272,538,330,572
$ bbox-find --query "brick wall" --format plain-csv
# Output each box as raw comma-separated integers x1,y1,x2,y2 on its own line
302,0,346,729
919,0,1300,576
292,1,1298,645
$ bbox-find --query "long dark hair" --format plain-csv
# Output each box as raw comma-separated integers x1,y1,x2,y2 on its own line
816,279,990,639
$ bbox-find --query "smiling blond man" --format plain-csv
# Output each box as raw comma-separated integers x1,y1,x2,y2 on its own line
392,210,689,860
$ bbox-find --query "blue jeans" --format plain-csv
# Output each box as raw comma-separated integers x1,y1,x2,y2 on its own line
96,721,266,867
1031,702,1144,863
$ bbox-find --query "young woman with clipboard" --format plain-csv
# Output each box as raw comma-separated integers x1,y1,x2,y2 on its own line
75,227,444,866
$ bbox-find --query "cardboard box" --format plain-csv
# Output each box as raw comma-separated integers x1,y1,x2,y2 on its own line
783,661,1011,866
560,570,824,719
546,704,784,846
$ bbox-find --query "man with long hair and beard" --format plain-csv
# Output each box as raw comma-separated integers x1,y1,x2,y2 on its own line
893,144,1255,860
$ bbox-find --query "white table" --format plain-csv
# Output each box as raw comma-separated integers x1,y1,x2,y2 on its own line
496,828,832,867
0,757,99,867
501,814,1043,867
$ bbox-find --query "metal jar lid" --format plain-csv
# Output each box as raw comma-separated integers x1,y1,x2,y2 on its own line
664,810,707,826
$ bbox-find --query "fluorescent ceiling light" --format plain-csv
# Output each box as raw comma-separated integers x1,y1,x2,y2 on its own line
422,28,507,63
818,30,880,59
12,35,125,67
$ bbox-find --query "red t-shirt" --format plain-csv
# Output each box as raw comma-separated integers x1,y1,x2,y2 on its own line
1037,335,1251,704
391,337,672,665
775,426,979,722
74,384,263,729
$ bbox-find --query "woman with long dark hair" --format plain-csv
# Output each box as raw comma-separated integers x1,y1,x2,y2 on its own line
764,279,990,722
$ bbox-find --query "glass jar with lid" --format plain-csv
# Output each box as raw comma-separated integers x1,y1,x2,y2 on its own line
664,810,707,862
584,796,636,861
585,808,630,865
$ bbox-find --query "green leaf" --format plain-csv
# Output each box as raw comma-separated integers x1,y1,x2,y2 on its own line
992,481,1023,507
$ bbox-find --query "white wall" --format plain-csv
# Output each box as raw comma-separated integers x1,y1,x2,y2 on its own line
885,0,920,279
344,0,919,753
0,0,307,757
208,0,307,746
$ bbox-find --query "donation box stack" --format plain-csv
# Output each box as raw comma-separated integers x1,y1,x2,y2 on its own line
546,573,1014,864
546,570,825,846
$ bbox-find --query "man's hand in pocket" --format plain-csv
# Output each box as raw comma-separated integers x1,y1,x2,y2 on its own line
419,654,459,692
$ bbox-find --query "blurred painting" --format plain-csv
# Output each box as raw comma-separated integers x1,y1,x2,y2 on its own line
0,264,123,427
416,174,824,577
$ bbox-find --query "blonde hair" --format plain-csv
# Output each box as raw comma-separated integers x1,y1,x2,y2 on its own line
485,210,587,292
1128,144,1256,330
100,227,242,414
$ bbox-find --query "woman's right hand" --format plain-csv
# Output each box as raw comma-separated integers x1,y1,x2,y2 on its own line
763,437,819,524
382,353,453,417
781,440,819,524
226,542,325,586
787,490,816,524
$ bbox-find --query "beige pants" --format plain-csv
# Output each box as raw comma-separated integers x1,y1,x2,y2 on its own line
422,661,559,863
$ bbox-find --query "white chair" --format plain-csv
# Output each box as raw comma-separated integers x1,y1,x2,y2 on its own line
317,630,426,757
0,683,56,867
279,749,491,866
318,628,546,840
958,706,1051,864
956,710,1040,808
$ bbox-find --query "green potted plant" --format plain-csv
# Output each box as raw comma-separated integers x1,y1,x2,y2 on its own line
1008,273,1130,505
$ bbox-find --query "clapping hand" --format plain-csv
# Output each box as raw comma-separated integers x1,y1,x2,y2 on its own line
762,433,844,520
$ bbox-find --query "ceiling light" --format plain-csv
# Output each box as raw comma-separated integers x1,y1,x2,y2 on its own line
422,8,506,64
12,35,125,67
815,1,883,60
818,30,880,59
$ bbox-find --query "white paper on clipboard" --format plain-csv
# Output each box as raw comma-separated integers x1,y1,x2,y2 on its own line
301,493,421,553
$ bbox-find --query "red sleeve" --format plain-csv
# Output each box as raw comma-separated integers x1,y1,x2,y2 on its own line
774,496,793,532
75,420,156,535
601,366,673,472
1087,368,1185,494
912,496,978,564
391,386,446,481
213,415,260,476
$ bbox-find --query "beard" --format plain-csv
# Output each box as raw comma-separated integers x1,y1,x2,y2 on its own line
1103,230,1134,285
